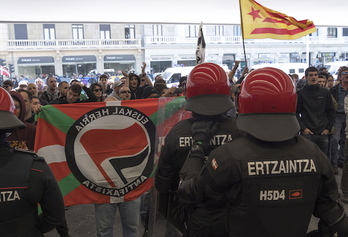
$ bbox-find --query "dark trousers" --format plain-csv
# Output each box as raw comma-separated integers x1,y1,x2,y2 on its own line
334,114,346,165
186,206,228,237
56,220,69,237
301,134,329,157
341,139,348,194
328,133,339,165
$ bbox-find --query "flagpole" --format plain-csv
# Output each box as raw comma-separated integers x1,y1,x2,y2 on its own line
306,35,310,67
239,0,248,70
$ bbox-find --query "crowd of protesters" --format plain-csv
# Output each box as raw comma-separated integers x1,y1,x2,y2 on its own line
1,62,348,237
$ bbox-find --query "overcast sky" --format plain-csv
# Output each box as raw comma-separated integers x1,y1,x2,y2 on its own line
1,0,347,27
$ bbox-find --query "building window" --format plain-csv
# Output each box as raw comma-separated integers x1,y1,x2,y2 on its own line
308,28,319,36
14,24,28,40
233,26,241,36
100,24,111,39
153,25,163,36
185,25,198,38
340,53,348,60
343,28,348,37
72,24,84,40
327,28,337,38
215,25,224,36
125,25,135,39
43,24,55,40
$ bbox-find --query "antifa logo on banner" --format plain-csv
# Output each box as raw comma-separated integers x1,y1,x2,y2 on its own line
65,106,156,197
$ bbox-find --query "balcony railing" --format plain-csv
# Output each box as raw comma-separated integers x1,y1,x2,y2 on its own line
6,36,348,51
7,39,142,50
144,35,348,45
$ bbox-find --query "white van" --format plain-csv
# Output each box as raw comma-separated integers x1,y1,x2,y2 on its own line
161,64,229,87
324,61,348,79
251,63,308,79
161,66,195,87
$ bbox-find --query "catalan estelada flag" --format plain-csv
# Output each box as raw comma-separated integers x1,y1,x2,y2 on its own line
240,0,316,40
35,97,191,206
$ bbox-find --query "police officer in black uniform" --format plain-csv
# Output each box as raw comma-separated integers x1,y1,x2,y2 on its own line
155,63,244,237
188,67,348,237
0,87,65,236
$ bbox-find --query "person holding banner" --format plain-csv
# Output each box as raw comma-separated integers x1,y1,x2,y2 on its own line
0,87,65,236
155,63,243,236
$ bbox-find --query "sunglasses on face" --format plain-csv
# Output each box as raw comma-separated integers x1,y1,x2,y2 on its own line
342,72,348,75
120,91,131,94
2,85,9,88
93,89,102,92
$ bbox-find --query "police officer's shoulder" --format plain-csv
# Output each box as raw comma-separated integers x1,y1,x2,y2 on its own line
171,118,192,130
13,148,38,157
13,148,45,162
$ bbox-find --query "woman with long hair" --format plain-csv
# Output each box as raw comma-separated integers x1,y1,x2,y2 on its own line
90,83,105,102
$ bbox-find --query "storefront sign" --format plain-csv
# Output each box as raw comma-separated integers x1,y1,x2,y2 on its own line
18,56,54,64
62,55,96,62
104,55,135,61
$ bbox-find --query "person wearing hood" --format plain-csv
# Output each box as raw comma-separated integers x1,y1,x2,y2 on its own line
123,71,141,99
6,91,36,151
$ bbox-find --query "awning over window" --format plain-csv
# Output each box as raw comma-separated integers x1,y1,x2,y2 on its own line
18,56,54,64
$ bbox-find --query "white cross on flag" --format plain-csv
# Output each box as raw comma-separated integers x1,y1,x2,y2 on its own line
196,22,206,64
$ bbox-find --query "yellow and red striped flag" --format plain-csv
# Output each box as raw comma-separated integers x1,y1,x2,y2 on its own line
240,0,316,40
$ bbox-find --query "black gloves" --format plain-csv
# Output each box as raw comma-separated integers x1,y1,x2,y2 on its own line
319,215,348,237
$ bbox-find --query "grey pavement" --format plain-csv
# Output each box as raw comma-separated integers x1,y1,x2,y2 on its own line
44,167,348,237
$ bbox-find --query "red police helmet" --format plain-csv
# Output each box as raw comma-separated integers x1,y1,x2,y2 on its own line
237,67,300,142
185,63,233,115
0,87,25,130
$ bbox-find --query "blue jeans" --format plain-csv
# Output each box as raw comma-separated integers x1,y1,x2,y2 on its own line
328,133,339,165
301,134,329,157
334,113,346,165
341,138,348,194
95,198,140,237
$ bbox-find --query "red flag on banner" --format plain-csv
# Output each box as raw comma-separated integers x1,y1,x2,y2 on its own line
240,0,316,40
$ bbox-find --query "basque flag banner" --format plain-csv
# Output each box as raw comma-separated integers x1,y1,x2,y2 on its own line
240,0,316,40
35,97,191,206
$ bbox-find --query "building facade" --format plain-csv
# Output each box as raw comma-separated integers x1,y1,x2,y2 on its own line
0,23,348,80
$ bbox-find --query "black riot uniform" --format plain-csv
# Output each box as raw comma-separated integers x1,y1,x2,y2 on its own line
200,135,340,237
155,62,245,237
192,67,348,237
0,146,65,237
155,115,243,236
0,87,65,237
